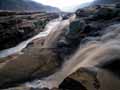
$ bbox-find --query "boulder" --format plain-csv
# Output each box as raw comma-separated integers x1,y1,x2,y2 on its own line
59,77,87,90
75,9,89,17
56,18,102,57
0,48,61,89
69,62,120,90
55,19,87,59
64,19,86,46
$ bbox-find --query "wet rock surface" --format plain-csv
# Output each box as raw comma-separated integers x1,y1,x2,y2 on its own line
59,77,87,90
56,3,120,59
1,3,120,90
53,3,120,90
0,47,61,89
0,11,59,50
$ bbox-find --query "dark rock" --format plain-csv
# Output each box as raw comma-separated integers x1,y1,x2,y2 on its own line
65,19,86,45
55,19,87,58
69,67,100,90
50,88,60,90
76,9,90,17
56,18,102,58
98,59,120,78
115,3,120,8
92,7,118,20
62,13,72,20
31,87,49,90
59,77,87,90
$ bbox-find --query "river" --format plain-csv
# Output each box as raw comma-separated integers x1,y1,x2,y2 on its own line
0,14,76,58
26,24,120,89
0,17,62,58
1,14,120,89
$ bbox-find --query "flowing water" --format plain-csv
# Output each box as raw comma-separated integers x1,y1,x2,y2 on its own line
26,22,120,89
0,17,63,58
1,13,120,89
0,14,76,58
0,14,76,88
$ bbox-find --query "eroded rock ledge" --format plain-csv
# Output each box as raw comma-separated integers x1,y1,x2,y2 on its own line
1,3,120,90
0,11,59,50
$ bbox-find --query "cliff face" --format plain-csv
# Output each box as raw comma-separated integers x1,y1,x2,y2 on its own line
0,0,60,12
0,11,59,50
1,1,120,90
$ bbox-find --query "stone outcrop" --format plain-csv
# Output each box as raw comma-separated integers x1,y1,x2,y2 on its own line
0,11,59,50
0,47,61,89
1,3,120,90
65,3,120,90
33,4,120,90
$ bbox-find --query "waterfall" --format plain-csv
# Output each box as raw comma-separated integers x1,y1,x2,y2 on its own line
0,14,76,58
0,17,62,58
26,23,120,89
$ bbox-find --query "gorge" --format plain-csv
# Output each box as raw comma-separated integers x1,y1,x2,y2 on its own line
0,0,120,90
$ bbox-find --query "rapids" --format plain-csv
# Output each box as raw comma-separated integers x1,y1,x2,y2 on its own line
0,15,76,58
27,24,120,89
0,16,66,58
1,13,120,89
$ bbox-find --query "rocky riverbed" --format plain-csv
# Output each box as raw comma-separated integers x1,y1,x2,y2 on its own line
1,3,120,90
0,11,59,50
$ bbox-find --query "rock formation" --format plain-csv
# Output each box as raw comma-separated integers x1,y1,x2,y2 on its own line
1,2,120,90
0,11,59,50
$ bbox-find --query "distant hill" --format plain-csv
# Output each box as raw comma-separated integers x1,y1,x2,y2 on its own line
72,0,120,12
0,0,60,12
93,0,120,4
71,2,92,12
